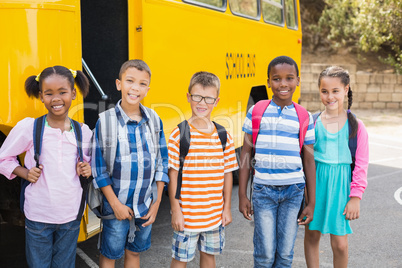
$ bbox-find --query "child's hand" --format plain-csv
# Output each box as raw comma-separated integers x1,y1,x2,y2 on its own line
26,165,43,183
141,200,161,227
343,197,360,220
112,201,134,221
222,208,232,227
171,210,185,231
76,162,92,178
298,204,314,225
239,195,253,220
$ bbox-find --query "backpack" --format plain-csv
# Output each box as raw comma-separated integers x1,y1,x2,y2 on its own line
312,112,358,176
174,120,227,199
252,100,310,154
20,115,90,221
250,100,310,207
88,105,161,218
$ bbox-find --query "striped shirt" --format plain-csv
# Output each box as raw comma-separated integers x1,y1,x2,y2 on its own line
92,101,169,218
168,123,238,232
243,100,315,185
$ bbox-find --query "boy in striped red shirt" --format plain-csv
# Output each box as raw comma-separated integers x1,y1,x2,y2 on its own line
168,72,239,267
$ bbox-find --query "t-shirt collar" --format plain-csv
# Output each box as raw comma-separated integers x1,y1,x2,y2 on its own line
115,100,149,126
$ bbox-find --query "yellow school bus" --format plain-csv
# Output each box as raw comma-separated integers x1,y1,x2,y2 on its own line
82,0,302,148
1,0,301,245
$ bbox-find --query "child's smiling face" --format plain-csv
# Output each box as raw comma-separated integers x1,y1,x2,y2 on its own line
319,76,349,112
40,74,76,119
267,63,300,106
116,67,150,108
187,84,219,119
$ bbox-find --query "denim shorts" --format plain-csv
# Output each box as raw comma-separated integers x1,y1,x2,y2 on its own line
171,225,225,262
100,217,152,259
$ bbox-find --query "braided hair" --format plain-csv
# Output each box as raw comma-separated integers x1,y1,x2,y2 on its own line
318,66,358,138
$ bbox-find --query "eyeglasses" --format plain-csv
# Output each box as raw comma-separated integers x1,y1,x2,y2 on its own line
190,94,217,104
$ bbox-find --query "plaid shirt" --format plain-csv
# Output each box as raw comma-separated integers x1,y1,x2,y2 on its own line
92,101,169,217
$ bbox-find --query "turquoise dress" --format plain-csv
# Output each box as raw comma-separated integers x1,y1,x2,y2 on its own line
309,117,353,235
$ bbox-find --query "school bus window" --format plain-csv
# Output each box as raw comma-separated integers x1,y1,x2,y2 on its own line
230,0,258,18
262,0,284,25
184,0,225,9
285,0,297,29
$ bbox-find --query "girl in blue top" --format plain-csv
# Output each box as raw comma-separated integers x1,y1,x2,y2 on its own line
304,66,369,268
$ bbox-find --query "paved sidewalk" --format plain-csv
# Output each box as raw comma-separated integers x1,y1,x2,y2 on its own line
355,109,402,138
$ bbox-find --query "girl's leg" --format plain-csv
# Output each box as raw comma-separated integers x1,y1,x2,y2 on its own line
25,218,54,268
200,251,216,268
124,250,140,268
330,234,348,268
304,226,321,268
52,219,80,268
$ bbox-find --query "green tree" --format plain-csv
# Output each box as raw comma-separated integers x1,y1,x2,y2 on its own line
313,0,402,72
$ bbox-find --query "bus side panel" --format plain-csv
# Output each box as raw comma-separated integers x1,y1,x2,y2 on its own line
136,0,301,147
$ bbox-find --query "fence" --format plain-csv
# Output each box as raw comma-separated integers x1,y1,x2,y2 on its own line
299,63,402,112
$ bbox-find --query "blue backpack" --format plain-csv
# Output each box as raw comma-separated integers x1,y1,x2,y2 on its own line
20,115,90,221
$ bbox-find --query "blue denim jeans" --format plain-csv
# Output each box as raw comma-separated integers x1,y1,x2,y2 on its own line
100,217,152,259
252,183,305,268
25,218,81,268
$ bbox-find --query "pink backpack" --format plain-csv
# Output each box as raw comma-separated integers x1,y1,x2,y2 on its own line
251,100,310,153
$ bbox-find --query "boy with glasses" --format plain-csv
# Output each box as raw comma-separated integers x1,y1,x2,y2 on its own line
167,71,238,267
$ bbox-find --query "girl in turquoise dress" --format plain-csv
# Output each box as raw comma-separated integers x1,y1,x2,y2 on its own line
304,66,369,268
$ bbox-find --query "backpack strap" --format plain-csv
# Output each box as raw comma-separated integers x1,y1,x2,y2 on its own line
312,112,321,125
176,120,191,199
252,100,271,147
33,115,46,168
175,120,227,200
251,100,309,153
293,102,310,153
99,108,118,176
212,121,227,152
142,104,161,155
71,119,83,161
70,119,89,221
349,113,358,172
21,115,46,212
141,105,162,202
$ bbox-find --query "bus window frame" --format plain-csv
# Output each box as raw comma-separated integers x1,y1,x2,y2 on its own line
261,0,285,27
182,0,227,12
229,0,261,21
284,0,298,30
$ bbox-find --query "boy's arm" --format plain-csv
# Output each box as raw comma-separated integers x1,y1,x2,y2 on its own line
222,171,233,227
168,168,185,231
91,120,113,188
92,120,133,220
238,133,253,220
101,185,134,221
298,144,316,225
141,181,165,227
153,119,169,186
